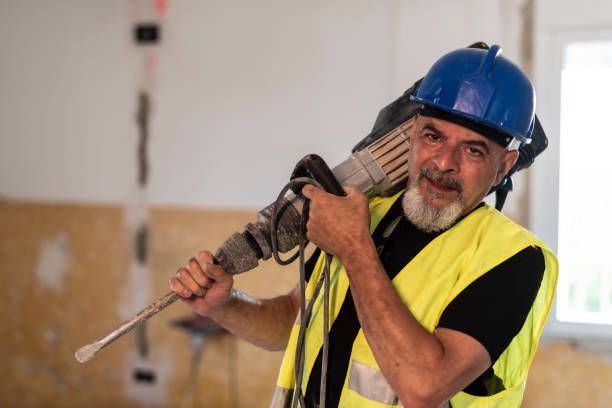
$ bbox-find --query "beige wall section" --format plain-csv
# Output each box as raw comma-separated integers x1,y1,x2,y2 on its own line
524,341,612,407
2,202,612,407
0,202,296,407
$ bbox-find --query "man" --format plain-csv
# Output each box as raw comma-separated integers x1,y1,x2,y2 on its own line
169,45,557,407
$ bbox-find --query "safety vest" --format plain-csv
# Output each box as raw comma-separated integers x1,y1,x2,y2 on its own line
270,191,558,408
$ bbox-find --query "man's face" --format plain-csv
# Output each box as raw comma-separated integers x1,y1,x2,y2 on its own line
402,115,518,232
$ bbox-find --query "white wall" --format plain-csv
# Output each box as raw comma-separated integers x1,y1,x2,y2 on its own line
1,0,522,209
531,0,612,250
0,1,136,204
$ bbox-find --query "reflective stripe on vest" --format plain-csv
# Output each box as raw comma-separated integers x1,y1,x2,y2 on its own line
271,191,558,408
348,360,400,405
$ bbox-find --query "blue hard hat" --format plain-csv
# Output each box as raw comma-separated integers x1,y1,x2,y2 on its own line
411,45,535,149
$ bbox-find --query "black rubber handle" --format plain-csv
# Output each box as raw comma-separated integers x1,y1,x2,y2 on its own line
300,154,346,196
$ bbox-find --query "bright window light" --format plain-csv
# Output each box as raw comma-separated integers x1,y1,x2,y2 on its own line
557,40,612,325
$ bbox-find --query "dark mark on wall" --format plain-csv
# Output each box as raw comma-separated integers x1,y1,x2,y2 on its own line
136,92,150,187
135,224,149,264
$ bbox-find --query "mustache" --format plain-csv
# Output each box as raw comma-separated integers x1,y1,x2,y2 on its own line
419,167,463,192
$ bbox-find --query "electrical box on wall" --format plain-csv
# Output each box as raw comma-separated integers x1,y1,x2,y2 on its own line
134,23,160,45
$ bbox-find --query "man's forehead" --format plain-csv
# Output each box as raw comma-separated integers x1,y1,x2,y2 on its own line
415,115,501,148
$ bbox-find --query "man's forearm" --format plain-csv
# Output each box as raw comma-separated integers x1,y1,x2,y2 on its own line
343,244,444,405
208,287,299,351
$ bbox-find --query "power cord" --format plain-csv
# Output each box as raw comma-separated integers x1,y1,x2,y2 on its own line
271,176,332,408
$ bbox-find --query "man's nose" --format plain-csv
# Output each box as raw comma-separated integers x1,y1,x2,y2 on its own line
431,145,460,173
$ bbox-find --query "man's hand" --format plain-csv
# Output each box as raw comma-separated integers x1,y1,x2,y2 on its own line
301,184,372,261
169,250,234,318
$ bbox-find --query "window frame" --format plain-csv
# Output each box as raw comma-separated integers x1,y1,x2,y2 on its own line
531,23,612,340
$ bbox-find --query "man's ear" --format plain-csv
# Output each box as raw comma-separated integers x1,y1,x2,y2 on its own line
494,150,519,186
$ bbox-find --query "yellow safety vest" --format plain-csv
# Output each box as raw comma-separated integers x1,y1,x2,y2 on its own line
270,191,558,407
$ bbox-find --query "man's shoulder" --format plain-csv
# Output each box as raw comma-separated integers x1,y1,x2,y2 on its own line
430,205,555,294
457,204,547,249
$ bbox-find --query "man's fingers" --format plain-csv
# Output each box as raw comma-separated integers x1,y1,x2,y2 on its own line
176,267,206,297
169,275,193,298
343,185,360,195
303,183,361,202
301,184,323,200
205,262,230,281
187,257,213,289
195,250,231,282
195,250,215,264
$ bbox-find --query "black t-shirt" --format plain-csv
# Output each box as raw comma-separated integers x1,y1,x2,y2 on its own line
303,196,545,406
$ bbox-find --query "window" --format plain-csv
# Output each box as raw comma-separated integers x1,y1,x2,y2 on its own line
532,18,612,339
557,40,612,326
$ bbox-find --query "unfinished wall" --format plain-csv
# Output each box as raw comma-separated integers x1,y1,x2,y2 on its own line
2,201,612,407
524,341,612,407
0,201,296,407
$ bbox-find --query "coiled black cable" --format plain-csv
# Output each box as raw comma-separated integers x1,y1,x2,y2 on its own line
270,176,332,408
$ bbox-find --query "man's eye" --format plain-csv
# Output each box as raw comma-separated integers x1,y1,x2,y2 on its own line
424,132,441,142
466,146,485,157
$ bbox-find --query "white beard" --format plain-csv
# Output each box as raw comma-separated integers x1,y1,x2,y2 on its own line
402,183,464,233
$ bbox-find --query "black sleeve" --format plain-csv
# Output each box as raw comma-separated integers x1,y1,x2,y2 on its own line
438,246,545,364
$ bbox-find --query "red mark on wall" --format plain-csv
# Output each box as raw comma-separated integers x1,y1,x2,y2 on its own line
155,0,167,18
147,54,159,73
